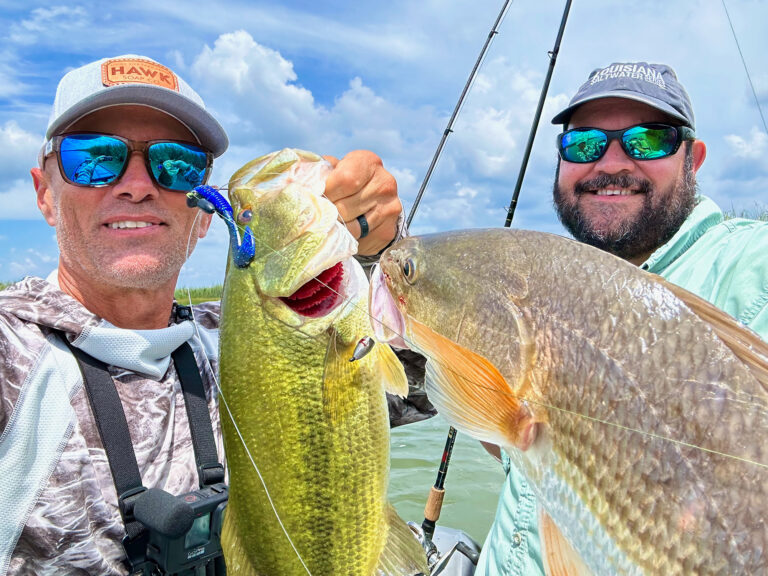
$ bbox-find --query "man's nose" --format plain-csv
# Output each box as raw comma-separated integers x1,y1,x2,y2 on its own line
594,139,635,173
110,151,159,201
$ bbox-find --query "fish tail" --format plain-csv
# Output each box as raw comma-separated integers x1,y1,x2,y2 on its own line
373,503,430,575
221,504,262,575
377,340,409,398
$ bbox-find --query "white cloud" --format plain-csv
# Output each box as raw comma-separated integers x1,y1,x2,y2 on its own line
192,30,320,144
3,177,43,219
708,127,768,207
0,50,30,98
724,127,768,159
10,7,90,45
0,120,41,169
0,121,45,218
412,181,492,233
389,167,418,196
1,0,766,285
7,248,57,279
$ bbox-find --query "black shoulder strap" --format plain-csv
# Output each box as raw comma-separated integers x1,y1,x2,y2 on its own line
171,341,225,486
57,327,225,571
64,340,144,495
57,334,150,569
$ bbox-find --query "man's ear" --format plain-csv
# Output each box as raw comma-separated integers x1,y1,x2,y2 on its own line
691,140,707,173
31,167,57,226
197,212,213,239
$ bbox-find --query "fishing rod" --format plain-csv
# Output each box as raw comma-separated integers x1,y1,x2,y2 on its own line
406,0,513,229
419,426,457,565
410,0,573,567
505,0,572,227
406,1,512,566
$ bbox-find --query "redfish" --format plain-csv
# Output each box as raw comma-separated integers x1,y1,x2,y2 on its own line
371,228,768,575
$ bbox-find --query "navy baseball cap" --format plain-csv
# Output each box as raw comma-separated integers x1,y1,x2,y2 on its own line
551,62,695,130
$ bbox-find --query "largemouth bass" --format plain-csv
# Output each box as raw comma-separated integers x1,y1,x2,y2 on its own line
370,228,768,575
212,149,428,575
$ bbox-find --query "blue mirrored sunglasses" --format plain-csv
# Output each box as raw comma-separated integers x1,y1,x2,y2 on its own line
44,132,213,192
557,123,696,163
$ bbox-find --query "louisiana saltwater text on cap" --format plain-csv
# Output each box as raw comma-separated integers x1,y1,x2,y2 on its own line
552,62,695,130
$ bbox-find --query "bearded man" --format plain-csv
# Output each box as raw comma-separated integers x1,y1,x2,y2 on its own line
477,61,768,576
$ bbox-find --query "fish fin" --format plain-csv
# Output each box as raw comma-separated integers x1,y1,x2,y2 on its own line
656,276,768,393
323,329,361,424
221,503,263,576
372,503,429,576
378,341,409,398
411,319,537,450
323,330,407,423
540,508,593,576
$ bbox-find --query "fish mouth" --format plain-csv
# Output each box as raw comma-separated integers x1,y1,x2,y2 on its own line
279,261,345,318
369,263,408,349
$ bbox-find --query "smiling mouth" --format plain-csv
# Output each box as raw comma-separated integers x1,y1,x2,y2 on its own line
106,220,163,229
592,188,639,196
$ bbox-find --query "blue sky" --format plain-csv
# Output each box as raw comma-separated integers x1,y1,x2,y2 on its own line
0,1,766,287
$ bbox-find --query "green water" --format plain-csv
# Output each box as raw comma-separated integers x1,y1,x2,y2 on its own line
388,414,505,545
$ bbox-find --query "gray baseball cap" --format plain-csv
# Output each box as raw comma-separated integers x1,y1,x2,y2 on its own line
551,62,695,130
45,54,228,157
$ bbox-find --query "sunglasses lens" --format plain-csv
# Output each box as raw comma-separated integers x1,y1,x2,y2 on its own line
149,143,210,192
559,129,607,163
59,135,128,185
622,125,678,159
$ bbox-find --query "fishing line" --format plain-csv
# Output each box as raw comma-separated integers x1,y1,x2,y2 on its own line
183,191,760,576
396,317,768,472
193,190,398,339
721,0,768,135
183,210,315,576
463,375,768,470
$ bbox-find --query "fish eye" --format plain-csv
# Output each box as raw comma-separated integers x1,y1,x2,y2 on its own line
402,258,417,284
237,208,253,224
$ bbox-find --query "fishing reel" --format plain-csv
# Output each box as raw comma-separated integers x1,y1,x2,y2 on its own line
408,522,480,576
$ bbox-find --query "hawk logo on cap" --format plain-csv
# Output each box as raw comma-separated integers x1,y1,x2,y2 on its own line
101,58,179,91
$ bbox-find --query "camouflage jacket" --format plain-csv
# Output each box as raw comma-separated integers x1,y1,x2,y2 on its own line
0,274,433,575
0,276,223,575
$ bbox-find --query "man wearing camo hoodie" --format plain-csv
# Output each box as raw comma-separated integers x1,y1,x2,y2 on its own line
0,53,420,575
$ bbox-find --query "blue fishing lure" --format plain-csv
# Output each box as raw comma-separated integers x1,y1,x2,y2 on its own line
187,185,255,268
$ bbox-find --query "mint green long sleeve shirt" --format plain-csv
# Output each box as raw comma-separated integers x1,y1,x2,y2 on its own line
475,195,768,575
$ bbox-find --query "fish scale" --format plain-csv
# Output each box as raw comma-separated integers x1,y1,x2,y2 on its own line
214,149,427,576
220,267,392,574
372,227,768,575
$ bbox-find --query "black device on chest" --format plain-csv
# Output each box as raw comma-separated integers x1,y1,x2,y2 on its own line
132,482,229,575
58,308,228,575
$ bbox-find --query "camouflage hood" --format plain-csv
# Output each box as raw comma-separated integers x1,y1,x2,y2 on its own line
0,274,204,379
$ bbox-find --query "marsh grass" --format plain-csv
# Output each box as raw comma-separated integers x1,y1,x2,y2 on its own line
723,204,768,221
174,285,223,304
0,280,222,303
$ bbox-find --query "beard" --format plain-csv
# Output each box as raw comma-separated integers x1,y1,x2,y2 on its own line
552,150,698,261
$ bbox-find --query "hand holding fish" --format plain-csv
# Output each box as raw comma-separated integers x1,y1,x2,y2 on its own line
324,150,401,256
192,149,427,576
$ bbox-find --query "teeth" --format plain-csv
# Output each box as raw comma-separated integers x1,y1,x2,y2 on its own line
109,221,154,229
595,189,636,196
